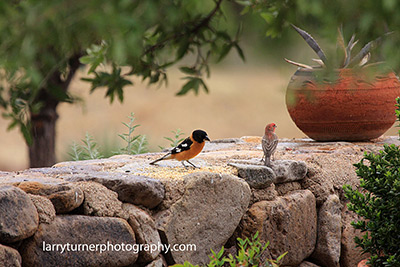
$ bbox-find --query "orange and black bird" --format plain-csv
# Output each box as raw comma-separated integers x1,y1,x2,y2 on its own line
262,123,278,167
150,129,210,168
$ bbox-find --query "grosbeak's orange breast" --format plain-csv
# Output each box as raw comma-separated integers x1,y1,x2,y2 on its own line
170,141,205,161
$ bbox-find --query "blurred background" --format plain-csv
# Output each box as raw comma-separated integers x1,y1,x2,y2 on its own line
1,54,398,171
1,0,399,171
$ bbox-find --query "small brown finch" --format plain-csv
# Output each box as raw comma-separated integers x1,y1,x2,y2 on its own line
262,123,278,167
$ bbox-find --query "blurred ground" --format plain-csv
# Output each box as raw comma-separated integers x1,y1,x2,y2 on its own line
0,62,398,171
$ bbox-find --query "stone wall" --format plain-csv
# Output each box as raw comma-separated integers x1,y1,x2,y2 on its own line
1,136,396,266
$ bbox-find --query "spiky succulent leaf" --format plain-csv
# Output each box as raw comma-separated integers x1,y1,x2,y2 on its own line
312,58,325,67
343,35,358,67
359,52,371,66
284,58,313,69
348,32,392,67
291,24,327,64
337,27,347,67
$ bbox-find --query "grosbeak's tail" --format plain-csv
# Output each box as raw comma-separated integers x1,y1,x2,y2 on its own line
150,153,171,165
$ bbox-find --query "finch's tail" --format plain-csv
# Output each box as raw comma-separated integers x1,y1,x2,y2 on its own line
264,156,271,167
150,153,171,165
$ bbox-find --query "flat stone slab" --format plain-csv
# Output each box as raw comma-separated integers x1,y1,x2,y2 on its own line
229,159,307,187
61,172,165,209
16,181,84,214
228,162,275,188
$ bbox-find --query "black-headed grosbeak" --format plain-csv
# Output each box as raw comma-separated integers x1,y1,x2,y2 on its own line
150,129,210,168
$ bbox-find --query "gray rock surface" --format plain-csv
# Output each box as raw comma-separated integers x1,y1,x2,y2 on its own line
76,181,127,219
63,172,165,209
311,194,342,267
144,255,167,267
154,172,251,265
270,160,308,183
228,163,276,188
241,190,317,266
340,205,367,267
123,203,161,264
20,215,138,267
299,261,321,267
250,183,278,205
16,181,84,214
0,186,39,243
0,244,22,267
275,181,301,196
28,194,56,224
229,160,307,188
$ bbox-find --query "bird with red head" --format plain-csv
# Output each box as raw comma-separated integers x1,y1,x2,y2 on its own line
262,123,278,166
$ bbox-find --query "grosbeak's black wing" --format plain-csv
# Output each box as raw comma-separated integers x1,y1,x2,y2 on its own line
171,137,193,154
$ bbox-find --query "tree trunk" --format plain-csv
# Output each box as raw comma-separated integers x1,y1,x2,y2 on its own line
28,105,58,168
28,54,81,168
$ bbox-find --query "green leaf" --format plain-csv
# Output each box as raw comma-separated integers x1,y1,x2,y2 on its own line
276,251,288,261
21,123,32,145
179,67,198,75
260,12,274,24
216,247,224,258
233,43,245,61
7,119,18,131
177,41,190,60
217,44,232,62
176,77,201,96
199,79,209,93
79,55,93,65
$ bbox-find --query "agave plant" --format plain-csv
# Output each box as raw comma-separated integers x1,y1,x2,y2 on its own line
285,24,391,70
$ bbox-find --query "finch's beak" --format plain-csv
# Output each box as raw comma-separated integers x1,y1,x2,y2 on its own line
205,136,210,141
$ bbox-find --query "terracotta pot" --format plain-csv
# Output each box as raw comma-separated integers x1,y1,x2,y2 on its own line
285,68,400,141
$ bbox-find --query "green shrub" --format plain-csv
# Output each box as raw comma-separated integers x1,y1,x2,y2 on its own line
343,144,400,266
159,128,186,150
173,232,286,267
68,132,103,160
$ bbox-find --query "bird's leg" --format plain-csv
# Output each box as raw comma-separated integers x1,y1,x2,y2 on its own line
186,160,199,168
261,154,265,163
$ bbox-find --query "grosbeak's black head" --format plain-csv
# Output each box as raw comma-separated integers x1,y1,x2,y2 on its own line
192,129,210,143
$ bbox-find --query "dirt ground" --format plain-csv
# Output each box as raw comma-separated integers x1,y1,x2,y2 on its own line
0,64,398,171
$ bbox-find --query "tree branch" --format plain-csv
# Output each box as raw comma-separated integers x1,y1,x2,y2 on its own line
143,0,223,55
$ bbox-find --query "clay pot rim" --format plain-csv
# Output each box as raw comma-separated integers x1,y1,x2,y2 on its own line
294,66,394,75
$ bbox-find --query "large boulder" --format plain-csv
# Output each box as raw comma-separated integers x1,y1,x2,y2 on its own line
310,194,342,267
0,186,39,243
123,203,161,264
0,244,22,267
155,172,251,265
16,181,84,214
240,190,317,266
20,215,138,267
